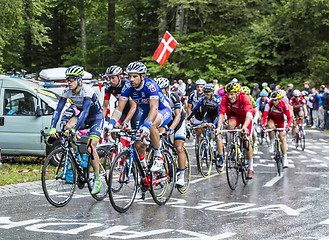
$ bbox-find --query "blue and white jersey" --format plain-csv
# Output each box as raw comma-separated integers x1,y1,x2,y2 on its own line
193,93,222,116
120,78,171,112
61,84,103,116
256,97,270,111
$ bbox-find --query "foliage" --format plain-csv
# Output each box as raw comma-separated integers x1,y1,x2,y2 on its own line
2,0,329,88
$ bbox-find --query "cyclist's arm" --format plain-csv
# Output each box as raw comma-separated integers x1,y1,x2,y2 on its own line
187,99,202,120
73,98,92,131
123,99,137,125
102,99,109,118
284,107,293,127
109,98,127,126
170,108,181,130
50,97,66,128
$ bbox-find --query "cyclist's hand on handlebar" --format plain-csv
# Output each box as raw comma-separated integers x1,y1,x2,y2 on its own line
285,126,290,132
64,128,75,136
242,126,249,134
215,127,221,135
168,127,174,135
49,127,57,137
140,126,150,139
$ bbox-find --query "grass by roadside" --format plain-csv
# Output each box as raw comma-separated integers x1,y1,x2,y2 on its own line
0,157,44,186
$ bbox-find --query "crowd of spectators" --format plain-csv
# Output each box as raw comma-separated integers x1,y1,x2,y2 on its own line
164,78,329,131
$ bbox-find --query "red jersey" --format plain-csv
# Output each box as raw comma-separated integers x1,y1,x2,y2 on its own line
289,97,306,112
262,99,292,126
219,92,255,118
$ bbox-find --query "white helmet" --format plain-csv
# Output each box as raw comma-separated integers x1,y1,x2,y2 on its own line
293,89,301,97
156,77,170,89
105,65,122,76
126,61,147,74
195,79,206,86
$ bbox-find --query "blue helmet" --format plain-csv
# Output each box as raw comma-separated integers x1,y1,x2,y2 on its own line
260,90,268,97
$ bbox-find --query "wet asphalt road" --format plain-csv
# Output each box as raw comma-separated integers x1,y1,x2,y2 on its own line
1,129,329,239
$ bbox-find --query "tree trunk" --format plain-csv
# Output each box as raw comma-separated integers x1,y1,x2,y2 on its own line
175,4,184,34
23,0,32,70
158,0,166,41
77,0,86,60
108,0,115,47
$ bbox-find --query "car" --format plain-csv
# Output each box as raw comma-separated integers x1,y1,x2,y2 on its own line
0,75,61,157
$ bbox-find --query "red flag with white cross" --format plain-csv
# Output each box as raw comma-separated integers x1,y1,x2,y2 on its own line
152,31,178,67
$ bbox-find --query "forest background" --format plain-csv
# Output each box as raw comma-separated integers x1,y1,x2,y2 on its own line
1,0,329,89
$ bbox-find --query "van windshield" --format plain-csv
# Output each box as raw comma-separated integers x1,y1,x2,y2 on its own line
30,88,60,102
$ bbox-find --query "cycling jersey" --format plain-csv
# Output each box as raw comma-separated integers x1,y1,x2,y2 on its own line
188,90,204,121
121,78,172,128
219,92,255,136
188,94,222,124
256,97,270,112
104,79,141,128
51,84,104,139
121,78,170,112
104,79,130,115
219,92,255,118
262,100,292,129
290,97,306,112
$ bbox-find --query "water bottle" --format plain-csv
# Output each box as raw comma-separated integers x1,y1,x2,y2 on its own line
139,155,147,169
75,151,82,161
81,152,89,168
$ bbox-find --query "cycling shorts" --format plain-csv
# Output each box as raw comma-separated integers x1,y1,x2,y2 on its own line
119,106,142,129
203,113,217,124
139,107,172,129
79,112,104,141
228,115,253,137
171,119,186,141
268,118,285,132
293,108,304,118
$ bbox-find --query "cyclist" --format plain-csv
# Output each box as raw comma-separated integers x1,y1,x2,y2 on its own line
241,86,259,153
187,84,223,168
49,65,104,194
255,90,270,124
215,80,255,179
290,89,308,143
107,61,172,172
186,79,206,144
102,65,140,129
156,77,187,187
262,91,292,168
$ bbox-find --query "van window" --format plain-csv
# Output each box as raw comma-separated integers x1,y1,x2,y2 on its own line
41,100,54,115
4,90,37,116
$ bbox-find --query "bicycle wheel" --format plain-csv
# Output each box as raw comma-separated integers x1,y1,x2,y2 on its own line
87,147,111,201
226,145,239,190
240,146,248,185
295,131,299,149
108,150,138,213
150,149,175,205
274,139,282,176
177,147,191,194
195,139,201,172
41,148,76,207
198,138,212,178
300,130,306,151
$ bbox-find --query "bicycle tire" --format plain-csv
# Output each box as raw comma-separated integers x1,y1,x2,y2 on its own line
195,139,201,172
177,147,191,194
150,149,175,205
41,148,76,207
301,130,306,151
108,150,138,213
198,138,213,178
226,145,239,190
240,144,248,185
87,147,111,201
274,139,282,176
295,131,299,149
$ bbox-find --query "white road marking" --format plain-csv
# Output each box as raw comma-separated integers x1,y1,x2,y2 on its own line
303,149,317,154
264,174,283,187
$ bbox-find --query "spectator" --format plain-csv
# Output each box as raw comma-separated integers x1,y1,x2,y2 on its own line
213,79,220,93
303,81,311,95
178,79,186,96
318,85,326,129
275,85,281,91
269,83,276,92
287,84,294,99
310,87,322,128
251,83,260,99
185,79,195,97
323,86,329,130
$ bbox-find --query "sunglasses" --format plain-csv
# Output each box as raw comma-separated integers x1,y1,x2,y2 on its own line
272,99,279,102
204,92,213,95
66,77,78,83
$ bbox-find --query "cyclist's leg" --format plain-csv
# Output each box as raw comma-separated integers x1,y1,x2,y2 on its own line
267,119,275,152
88,115,104,194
